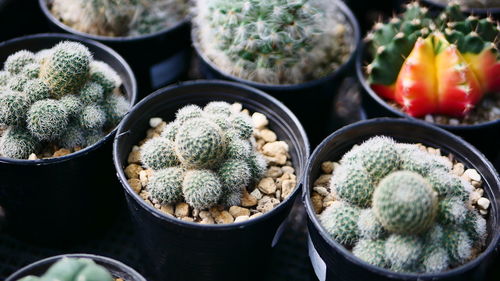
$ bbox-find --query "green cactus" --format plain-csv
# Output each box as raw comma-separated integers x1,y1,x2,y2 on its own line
217,158,252,195
79,105,106,130
426,169,469,200
207,114,232,131
58,121,87,149
21,63,41,79
373,171,438,234
247,150,268,183
0,91,31,126
140,137,179,170
421,246,449,273
319,201,360,245
18,257,113,281
357,209,385,240
7,75,29,92
204,101,233,116
0,71,9,86
5,50,36,75
79,82,104,104
330,163,375,208
160,121,178,141
231,113,254,139
353,239,386,267
27,99,69,141
220,188,243,207
443,227,472,266
182,169,223,210
384,234,423,272
85,130,106,146
0,127,40,159
23,79,51,103
193,0,354,85
226,132,252,159
463,210,487,247
89,61,122,94
437,197,468,226
102,93,129,127
175,105,204,124
40,41,91,97
148,167,184,205
60,94,84,117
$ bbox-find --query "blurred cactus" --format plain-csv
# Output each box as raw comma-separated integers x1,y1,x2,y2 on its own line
18,257,113,281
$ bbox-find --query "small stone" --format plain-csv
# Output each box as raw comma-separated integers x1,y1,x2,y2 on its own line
149,117,163,128
215,211,234,224
199,211,212,219
323,193,337,202
160,204,174,215
314,174,331,187
128,149,141,164
311,192,323,214
182,217,194,222
471,180,482,188
209,206,221,218
229,206,251,217
258,177,277,194
281,179,296,199
275,190,281,200
452,163,465,176
425,114,434,123
262,141,289,157
28,153,37,160
257,196,280,213
127,178,142,194
200,217,215,224
139,170,150,186
139,190,149,201
464,169,481,182
125,164,143,179
281,166,295,175
470,191,481,204
250,188,263,200
192,208,200,218
449,118,459,126
231,103,243,112
323,201,334,208
265,154,287,165
241,189,258,207
321,161,334,174
266,166,283,178
477,198,490,210
480,209,488,216
250,213,263,219
241,109,250,116
252,112,268,129
175,202,190,217
234,215,250,223
260,129,277,142
53,148,71,157
476,188,484,197
313,186,329,197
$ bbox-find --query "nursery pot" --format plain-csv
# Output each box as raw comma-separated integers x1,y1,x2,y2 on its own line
5,254,146,281
303,118,500,281
113,80,310,281
345,0,402,32
407,0,500,20
0,33,137,245
355,43,500,165
192,0,361,146
39,0,191,96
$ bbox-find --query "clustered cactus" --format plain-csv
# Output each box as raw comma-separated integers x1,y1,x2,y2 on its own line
193,0,354,85
51,0,189,37
19,257,113,281
0,41,129,159
319,136,487,273
434,0,500,9
141,102,267,210
366,2,500,117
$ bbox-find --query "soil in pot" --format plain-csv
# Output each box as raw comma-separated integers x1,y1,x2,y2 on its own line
312,136,491,274
124,101,298,224
0,41,130,160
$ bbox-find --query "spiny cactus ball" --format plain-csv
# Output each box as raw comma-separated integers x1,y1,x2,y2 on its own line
7,75,29,92
182,169,223,210
18,257,113,281
353,239,386,268
217,158,252,194
79,82,104,104
330,163,375,207
102,93,129,127
160,121,178,141
0,127,40,159
0,91,31,126
140,137,179,170
5,50,36,75
443,227,472,266
149,167,184,205
89,61,122,94
204,101,233,116
0,71,9,86
175,105,204,124
385,234,423,272
357,209,385,240
320,201,360,245
437,197,468,226
79,105,106,130
60,94,84,116
40,41,91,97
421,246,449,273
27,99,69,141
58,122,87,149
23,79,51,103
21,63,41,79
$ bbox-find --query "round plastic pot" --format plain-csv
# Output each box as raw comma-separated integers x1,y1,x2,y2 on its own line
39,0,191,96
0,33,138,245
113,80,310,281
192,1,360,146
303,118,500,281
6,254,146,281
418,0,500,19
355,43,500,164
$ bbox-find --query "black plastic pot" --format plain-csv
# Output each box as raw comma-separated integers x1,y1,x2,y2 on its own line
192,1,361,146
355,43,500,166
345,0,403,32
417,0,500,20
303,118,500,281
113,80,310,281
5,254,146,281
39,0,191,96
0,33,137,245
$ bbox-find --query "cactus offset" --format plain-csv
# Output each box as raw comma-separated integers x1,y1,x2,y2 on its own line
18,257,113,281
148,167,184,205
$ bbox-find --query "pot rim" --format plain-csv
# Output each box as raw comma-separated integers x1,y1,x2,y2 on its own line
355,42,500,130
302,117,500,279
191,0,361,91
0,33,138,166
113,79,310,230
38,0,190,42
5,253,146,281
421,0,500,14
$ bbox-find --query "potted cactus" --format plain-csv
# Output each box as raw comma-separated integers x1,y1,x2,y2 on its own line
303,118,500,281
39,0,191,94
191,0,360,144
6,254,146,281
113,80,309,281
356,1,500,162
0,33,137,245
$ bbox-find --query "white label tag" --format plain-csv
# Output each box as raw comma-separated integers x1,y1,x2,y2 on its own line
308,234,327,281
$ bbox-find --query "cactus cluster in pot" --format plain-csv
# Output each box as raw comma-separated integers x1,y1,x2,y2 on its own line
18,257,113,281
193,0,355,85
50,0,189,37
366,1,500,118
140,102,268,210
0,41,129,159
319,136,487,273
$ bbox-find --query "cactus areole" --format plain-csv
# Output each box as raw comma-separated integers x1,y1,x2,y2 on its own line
366,2,500,118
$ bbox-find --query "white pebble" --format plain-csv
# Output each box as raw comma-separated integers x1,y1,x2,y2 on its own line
464,169,481,182
477,198,490,210
252,112,268,129
234,215,250,223
149,117,163,128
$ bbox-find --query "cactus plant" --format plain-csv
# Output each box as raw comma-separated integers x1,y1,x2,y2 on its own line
193,0,354,85
0,41,129,159
142,102,268,210
433,0,500,9
50,0,189,37
148,167,184,205
318,135,488,273
0,127,40,159
366,1,500,117
18,257,113,281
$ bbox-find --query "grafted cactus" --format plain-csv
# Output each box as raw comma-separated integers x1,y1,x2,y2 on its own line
18,257,113,281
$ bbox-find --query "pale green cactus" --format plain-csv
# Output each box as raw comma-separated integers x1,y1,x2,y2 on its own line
319,201,360,245
148,167,184,205
182,169,223,210
353,239,386,267
18,257,113,281
27,99,69,141
140,137,179,170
